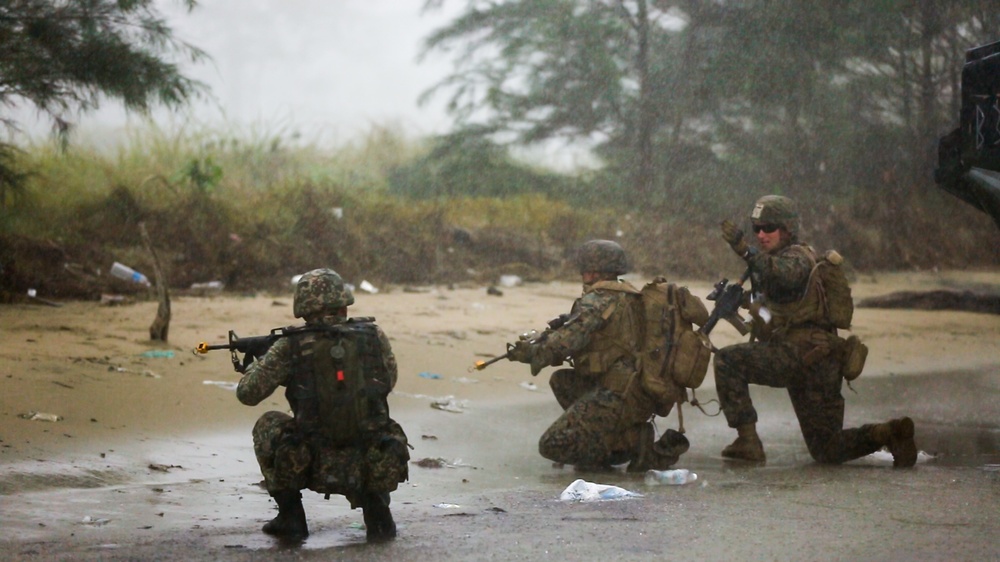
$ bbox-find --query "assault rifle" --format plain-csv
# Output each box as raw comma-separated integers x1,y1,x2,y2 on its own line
471,313,572,372
196,318,377,374
195,328,286,374
701,270,751,337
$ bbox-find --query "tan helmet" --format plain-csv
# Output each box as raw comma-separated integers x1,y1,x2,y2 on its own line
576,239,628,276
293,268,355,319
750,195,799,235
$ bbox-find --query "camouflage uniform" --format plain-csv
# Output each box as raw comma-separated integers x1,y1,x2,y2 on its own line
714,244,885,463
237,317,406,496
534,283,658,468
715,196,915,466
236,268,407,540
514,240,688,470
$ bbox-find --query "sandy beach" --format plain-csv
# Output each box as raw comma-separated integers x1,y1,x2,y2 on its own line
1,270,998,561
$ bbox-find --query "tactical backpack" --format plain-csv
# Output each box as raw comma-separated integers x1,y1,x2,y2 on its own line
636,278,711,416
799,250,868,381
285,318,408,496
809,250,854,330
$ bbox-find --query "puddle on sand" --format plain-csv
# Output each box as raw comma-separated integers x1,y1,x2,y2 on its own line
916,423,1000,468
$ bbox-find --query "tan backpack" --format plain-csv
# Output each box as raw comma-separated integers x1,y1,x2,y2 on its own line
636,278,711,415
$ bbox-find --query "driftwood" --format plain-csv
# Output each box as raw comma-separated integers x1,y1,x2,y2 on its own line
140,222,171,341
857,290,1000,315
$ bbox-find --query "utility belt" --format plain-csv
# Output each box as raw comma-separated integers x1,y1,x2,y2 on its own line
781,324,868,380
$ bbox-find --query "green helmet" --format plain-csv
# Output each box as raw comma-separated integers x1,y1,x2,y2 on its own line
576,239,628,275
293,268,355,319
750,195,799,235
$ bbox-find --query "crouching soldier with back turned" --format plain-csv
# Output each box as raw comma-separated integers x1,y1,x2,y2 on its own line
507,240,691,472
236,268,409,541
715,195,917,468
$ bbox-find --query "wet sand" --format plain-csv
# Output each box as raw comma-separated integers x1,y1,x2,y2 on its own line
1,271,999,560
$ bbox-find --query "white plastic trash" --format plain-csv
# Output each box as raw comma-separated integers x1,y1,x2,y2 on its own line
559,478,643,502
644,468,697,486
358,280,378,294
110,262,150,286
498,274,522,288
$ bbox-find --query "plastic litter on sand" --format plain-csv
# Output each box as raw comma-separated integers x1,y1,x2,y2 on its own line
559,479,643,502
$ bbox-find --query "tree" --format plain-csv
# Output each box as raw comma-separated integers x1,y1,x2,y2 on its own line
0,0,207,206
420,0,689,205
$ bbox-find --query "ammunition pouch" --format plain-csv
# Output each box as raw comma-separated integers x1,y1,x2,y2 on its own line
840,335,868,381
666,330,713,389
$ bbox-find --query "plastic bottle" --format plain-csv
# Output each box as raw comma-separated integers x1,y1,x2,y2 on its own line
644,468,697,486
110,262,150,286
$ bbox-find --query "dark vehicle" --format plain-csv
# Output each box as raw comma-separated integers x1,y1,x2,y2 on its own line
935,40,1000,229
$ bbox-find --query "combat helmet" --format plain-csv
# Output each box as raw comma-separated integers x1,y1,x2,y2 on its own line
576,239,628,276
293,268,355,319
750,195,799,236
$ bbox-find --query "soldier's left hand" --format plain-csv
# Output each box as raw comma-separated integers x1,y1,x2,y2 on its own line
720,220,750,257
506,340,534,363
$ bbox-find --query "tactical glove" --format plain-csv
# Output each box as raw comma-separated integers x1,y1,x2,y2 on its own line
506,340,535,364
720,220,751,258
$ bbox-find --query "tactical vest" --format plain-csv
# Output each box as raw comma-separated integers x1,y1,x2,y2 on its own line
284,318,393,448
572,280,643,395
764,244,854,337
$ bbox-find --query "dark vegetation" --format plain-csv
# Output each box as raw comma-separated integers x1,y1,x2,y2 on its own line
1,2,999,303
0,127,997,304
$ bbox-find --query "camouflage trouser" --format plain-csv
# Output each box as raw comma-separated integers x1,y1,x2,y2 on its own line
713,341,882,464
539,369,648,467
251,411,409,502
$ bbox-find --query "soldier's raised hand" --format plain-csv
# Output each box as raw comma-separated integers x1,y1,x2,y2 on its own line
720,220,750,257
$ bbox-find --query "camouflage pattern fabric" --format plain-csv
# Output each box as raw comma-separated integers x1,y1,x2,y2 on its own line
714,341,883,463
293,268,355,319
238,316,406,496
539,385,646,468
751,195,800,236
715,235,884,464
575,239,628,275
532,283,660,468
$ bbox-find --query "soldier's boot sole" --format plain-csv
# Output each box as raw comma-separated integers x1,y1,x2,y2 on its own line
887,417,917,468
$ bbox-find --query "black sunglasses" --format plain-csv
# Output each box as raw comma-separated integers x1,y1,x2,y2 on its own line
752,224,780,234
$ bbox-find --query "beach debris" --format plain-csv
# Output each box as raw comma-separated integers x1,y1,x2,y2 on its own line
190,281,224,292
203,380,238,391
559,479,643,502
418,372,443,380
433,503,462,509
81,516,111,526
26,288,62,307
100,294,129,306
519,381,538,391
430,397,466,413
861,448,936,465
487,286,503,296
148,463,183,473
453,377,479,384
141,350,174,359
19,411,63,422
142,370,162,379
421,434,438,440
358,280,379,294
413,457,451,469
498,274,522,288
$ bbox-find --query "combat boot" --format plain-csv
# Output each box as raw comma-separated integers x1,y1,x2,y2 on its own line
262,490,309,540
628,426,690,472
872,417,917,468
362,492,396,542
721,423,766,463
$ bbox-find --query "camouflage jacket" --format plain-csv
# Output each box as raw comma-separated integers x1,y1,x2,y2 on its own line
539,280,642,394
236,315,398,407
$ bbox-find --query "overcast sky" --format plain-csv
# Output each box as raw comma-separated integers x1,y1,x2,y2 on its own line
31,1,464,145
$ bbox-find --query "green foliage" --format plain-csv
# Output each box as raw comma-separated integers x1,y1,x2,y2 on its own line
388,132,570,200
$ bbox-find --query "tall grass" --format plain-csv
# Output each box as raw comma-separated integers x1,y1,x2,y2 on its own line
2,121,997,298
